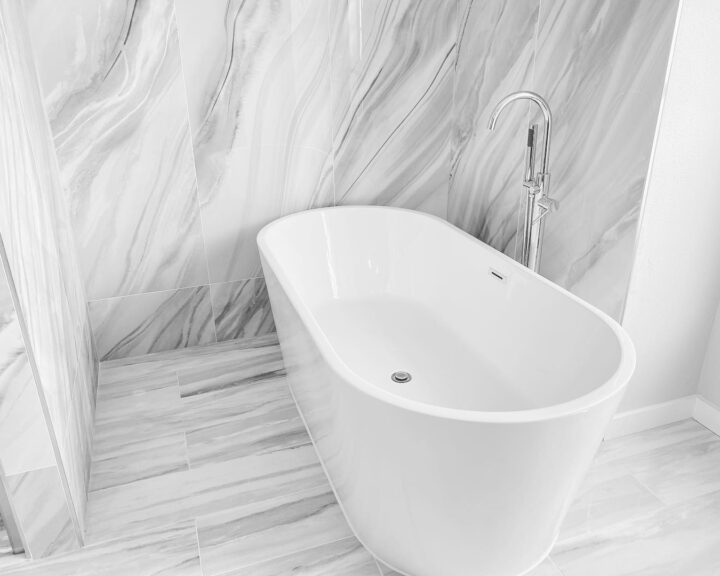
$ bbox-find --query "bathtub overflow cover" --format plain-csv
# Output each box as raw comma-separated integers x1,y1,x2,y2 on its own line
391,371,412,383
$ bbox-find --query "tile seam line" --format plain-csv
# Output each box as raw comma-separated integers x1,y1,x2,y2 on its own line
87,276,268,304
194,519,205,576
629,471,681,509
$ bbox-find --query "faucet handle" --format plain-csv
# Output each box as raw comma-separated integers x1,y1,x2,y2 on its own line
534,195,559,224
523,179,542,196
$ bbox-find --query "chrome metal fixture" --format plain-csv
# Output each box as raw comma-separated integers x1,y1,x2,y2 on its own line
391,371,412,383
488,91,556,272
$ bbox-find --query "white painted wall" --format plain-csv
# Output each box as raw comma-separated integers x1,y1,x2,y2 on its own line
699,304,720,406
620,0,720,411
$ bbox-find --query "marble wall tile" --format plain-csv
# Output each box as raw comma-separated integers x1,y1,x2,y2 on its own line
0,264,55,476
196,145,332,282
88,286,216,361
175,0,334,284
331,0,457,218
448,0,540,258
532,0,680,319
25,0,208,301
0,0,97,541
210,279,275,342
4,468,80,559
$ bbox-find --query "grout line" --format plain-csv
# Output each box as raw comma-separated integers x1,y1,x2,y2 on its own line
193,519,205,576
548,555,564,575
87,283,211,304
629,472,672,509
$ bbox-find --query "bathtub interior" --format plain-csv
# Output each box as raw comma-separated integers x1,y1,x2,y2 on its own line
259,207,626,413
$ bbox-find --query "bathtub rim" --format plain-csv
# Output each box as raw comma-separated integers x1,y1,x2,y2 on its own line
258,205,636,424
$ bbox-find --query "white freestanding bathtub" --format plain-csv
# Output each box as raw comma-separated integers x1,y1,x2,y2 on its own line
258,206,635,576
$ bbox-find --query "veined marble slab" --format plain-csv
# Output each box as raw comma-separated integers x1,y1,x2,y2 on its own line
2,521,201,576
4,468,80,559
552,488,720,576
177,340,285,397
0,265,55,475
449,0,540,258
175,0,334,284
210,278,275,342
0,0,96,540
197,486,353,576
25,0,208,301
240,537,380,576
182,374,309,468
85,444,327,545
331,0,457,217
34,337,720,574
532,0,680,319
88,286,216,361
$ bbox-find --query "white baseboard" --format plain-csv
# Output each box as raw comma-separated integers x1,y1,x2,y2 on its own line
604,395,696,439
693,396,720,437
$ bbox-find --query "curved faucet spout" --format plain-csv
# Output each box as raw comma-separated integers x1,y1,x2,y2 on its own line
487,91,554,272
487,91,552,175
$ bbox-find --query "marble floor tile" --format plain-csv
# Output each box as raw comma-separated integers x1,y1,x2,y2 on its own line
525,558,564,576
376,561,400,575
177,340,285,397
182,375,309,468
627,437,720,506
552,488,720,576
34,336,720,576
586,421,720,506
593,419,715,469
96,368,178,401
3,521,201,576
557,474,666,543
197,486,354,576
85,444,327,545
239,537,380,576
0,515,24,571
89,432,189,492
92,385,185,458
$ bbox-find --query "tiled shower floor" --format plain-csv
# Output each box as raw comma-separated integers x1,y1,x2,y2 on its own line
4,334,720,575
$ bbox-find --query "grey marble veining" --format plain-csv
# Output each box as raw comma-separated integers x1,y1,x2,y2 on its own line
210,279,275,342
175,0,334,284
0,0,97,543
3,334,719,574
25,0,208,302
533,0,680,319
331,0,457,217
449,0,540,258
449,0,680,320
88,286,216,361
240,537,379,576
3,521,201,576
4,468,80,559
0,264,55,476
197,487,353,576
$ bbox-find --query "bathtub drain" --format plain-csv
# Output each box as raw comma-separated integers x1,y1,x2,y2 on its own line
391,371,412,383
